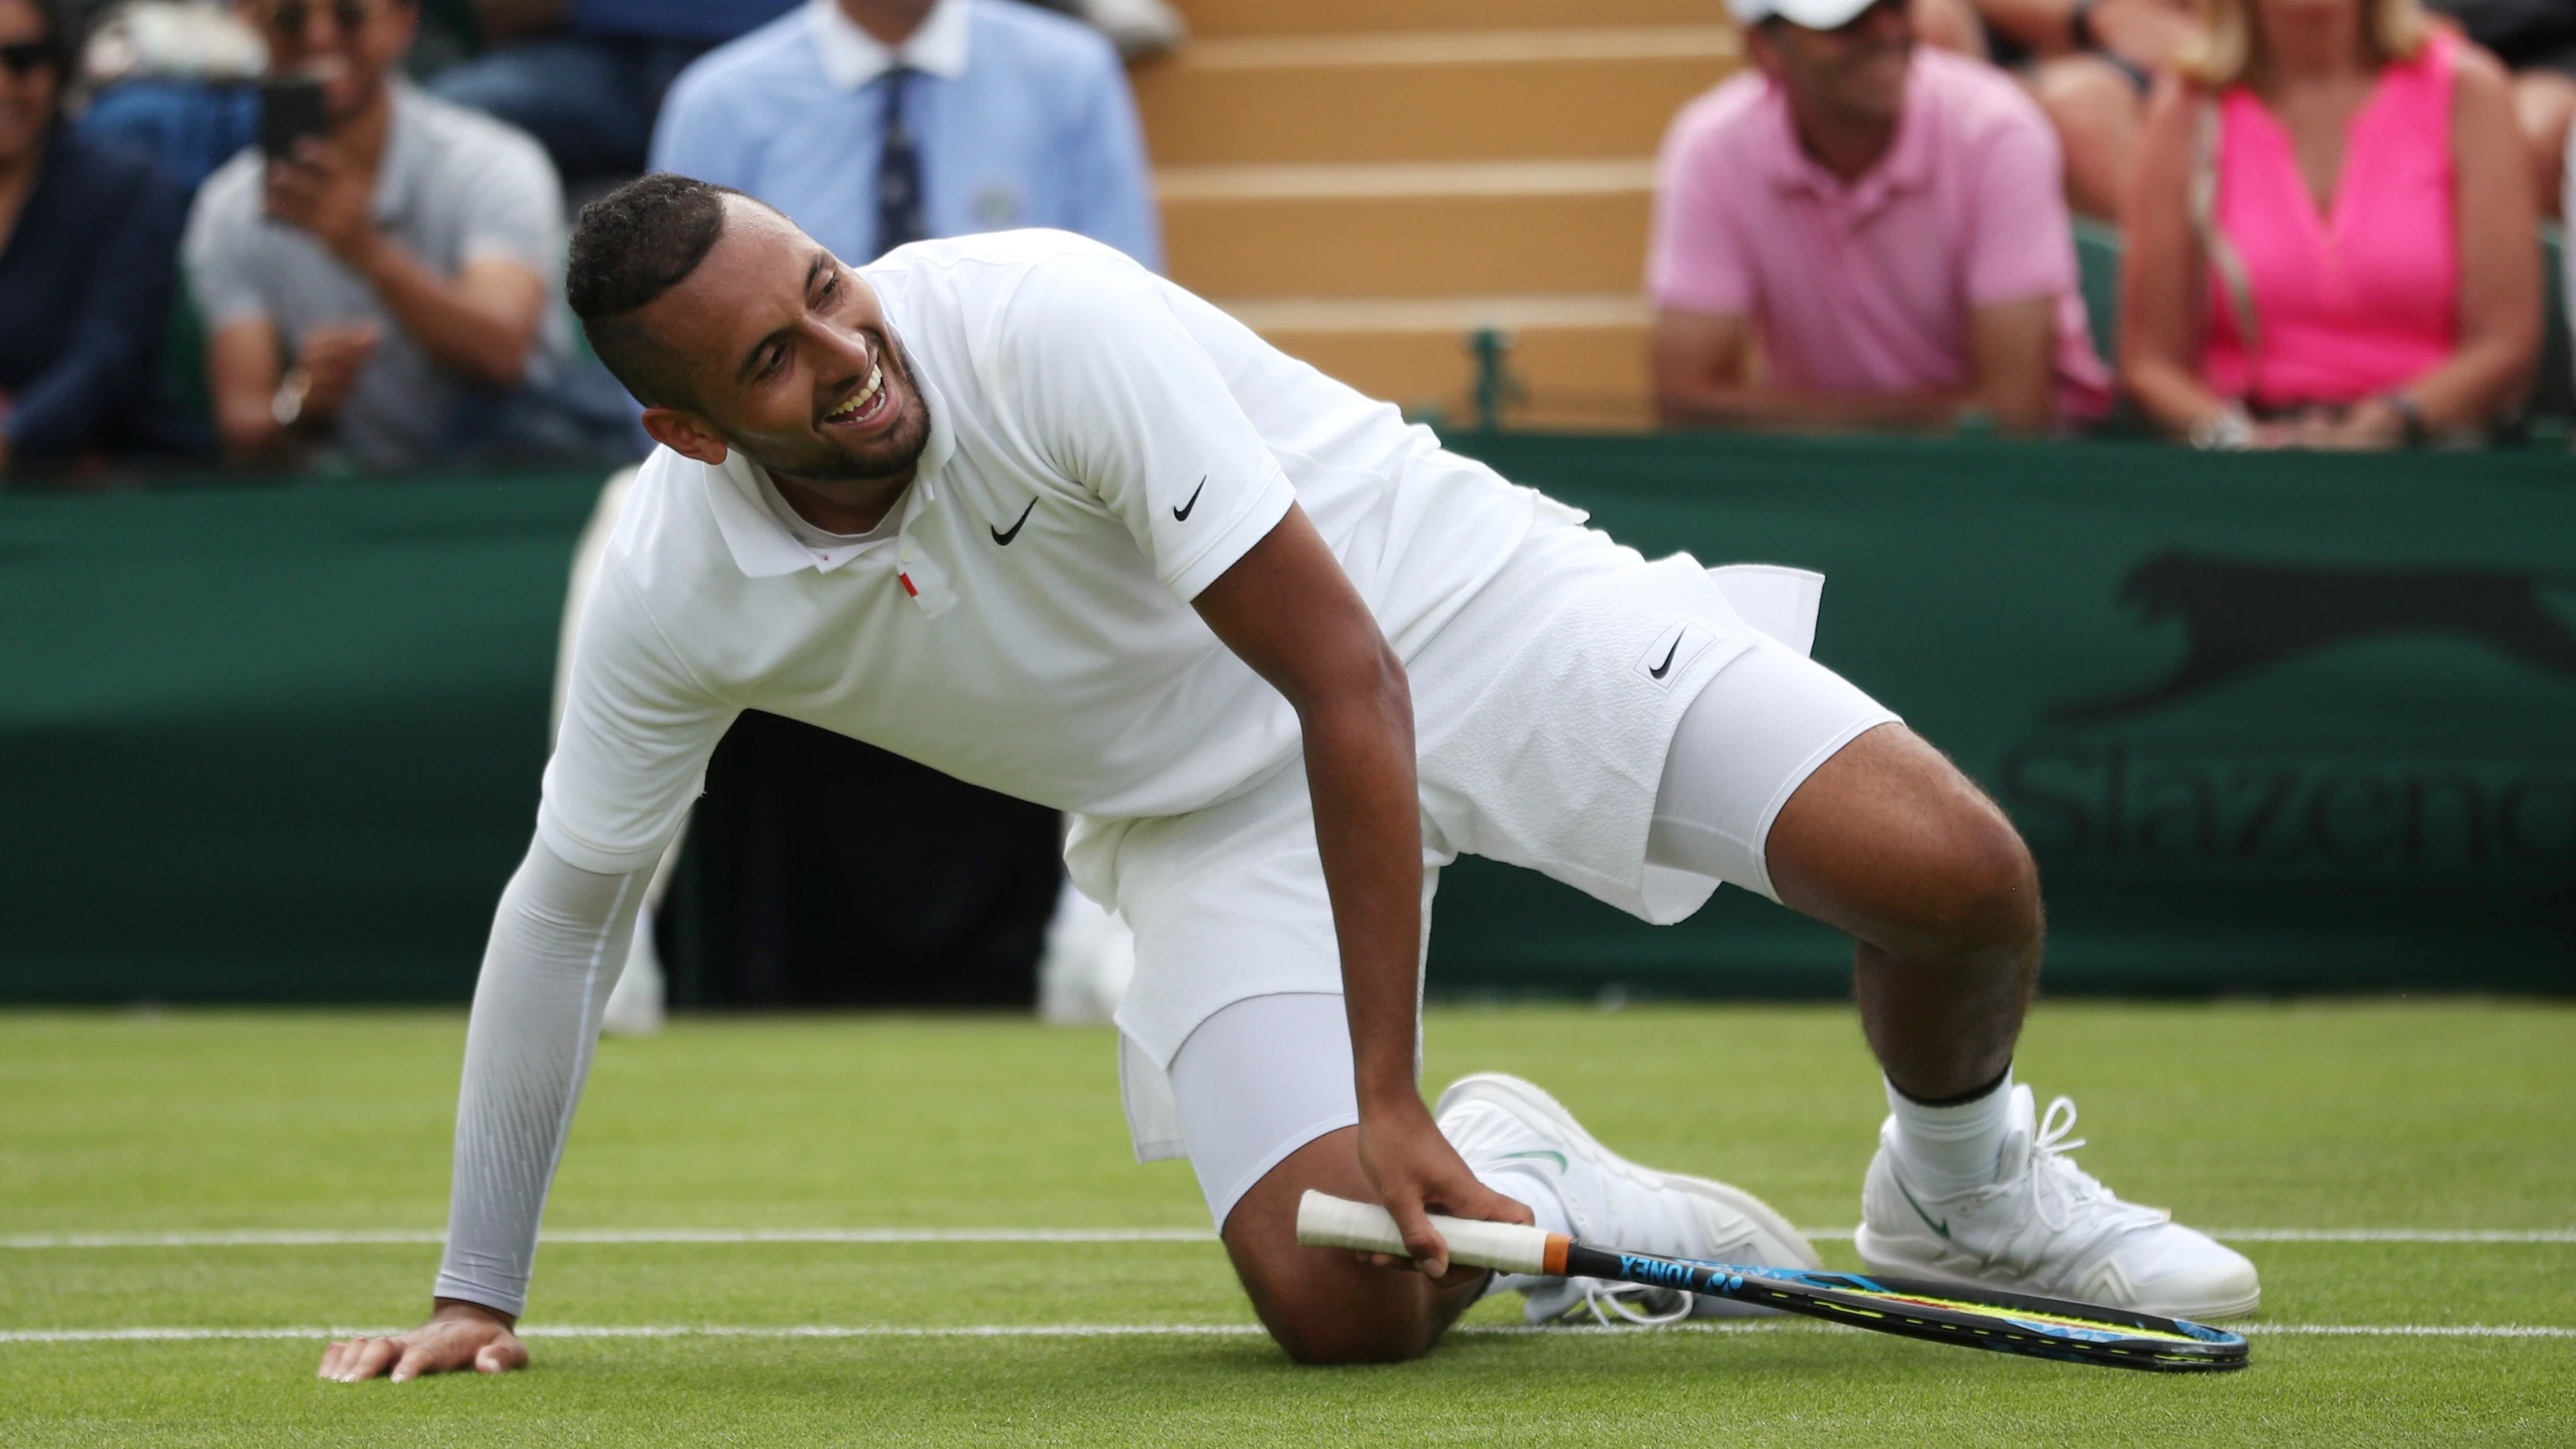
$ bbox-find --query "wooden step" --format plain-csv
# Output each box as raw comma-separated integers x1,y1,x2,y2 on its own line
1170,0,1723,37
1159,161,1655,297
1133,29,1737,166
1220,295,1654,429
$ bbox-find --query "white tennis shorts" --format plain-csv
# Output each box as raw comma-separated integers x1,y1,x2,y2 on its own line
1089,513,1898,1225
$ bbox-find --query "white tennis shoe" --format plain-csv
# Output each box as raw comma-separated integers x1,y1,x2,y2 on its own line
1856,1085,2261,1321
1434,1072,1821,1326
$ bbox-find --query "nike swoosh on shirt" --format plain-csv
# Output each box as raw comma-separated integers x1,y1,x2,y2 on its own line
1171,477,1206,522
1647,637,1682,680
990,498,1037,546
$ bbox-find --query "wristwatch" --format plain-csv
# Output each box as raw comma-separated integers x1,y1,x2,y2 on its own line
2188,405,2254,451
272,366,312,430
2384,391,2428,448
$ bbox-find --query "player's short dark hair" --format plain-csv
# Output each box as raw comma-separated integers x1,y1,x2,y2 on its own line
565,173,755,408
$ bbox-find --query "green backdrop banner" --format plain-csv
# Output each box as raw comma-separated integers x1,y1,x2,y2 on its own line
0,476,595,1001
1,437,2570,1002
1436,435,2576,997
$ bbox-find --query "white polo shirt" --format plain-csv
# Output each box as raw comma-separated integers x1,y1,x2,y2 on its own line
540,230,1546,874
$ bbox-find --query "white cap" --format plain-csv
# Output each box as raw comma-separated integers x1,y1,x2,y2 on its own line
1726,0,1884,29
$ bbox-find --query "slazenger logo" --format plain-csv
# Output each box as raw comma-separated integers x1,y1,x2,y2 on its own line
2049,552,2576,725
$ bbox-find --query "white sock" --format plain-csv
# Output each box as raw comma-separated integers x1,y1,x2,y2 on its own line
1884,1069,2014,1197
1473,1164,1573,1239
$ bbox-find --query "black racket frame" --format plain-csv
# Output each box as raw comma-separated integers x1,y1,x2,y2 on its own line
1559,1243,2249,1373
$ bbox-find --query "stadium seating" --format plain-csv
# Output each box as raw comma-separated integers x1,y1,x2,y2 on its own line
1134,0,1743,427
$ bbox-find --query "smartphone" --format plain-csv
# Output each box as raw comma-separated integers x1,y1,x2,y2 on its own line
258,78,328,162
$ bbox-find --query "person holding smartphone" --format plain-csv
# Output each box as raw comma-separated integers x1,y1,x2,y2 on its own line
181,0,635,469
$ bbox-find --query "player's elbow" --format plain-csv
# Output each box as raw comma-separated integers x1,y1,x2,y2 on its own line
1293,633,1411,733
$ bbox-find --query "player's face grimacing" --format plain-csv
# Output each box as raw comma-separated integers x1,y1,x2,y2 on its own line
635,200,930,491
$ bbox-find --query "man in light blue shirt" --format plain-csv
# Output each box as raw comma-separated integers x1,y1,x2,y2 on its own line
649,0,1159,268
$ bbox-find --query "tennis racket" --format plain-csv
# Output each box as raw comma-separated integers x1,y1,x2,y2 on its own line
1296,1190,2248,1373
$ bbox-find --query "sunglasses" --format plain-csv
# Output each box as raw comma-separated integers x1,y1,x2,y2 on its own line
264,0,378,38
0,40,54,75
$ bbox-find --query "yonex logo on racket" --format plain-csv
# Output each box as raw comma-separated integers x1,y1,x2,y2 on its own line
1618,1254,1698,1289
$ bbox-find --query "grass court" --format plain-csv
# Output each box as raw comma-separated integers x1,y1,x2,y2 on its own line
2,1000,2570,1445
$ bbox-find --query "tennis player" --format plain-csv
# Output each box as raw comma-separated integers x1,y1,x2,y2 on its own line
319,176,2256,1382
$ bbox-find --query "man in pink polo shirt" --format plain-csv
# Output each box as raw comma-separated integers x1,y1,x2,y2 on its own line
1648,0,2110,434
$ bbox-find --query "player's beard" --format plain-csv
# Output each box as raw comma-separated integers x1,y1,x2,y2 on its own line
731,330,933,486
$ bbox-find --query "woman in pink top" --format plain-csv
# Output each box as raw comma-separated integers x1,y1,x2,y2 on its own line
2119,0,2536,448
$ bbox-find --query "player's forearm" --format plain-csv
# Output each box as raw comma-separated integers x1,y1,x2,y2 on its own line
1296,650,1427,1110
433,839,648,1318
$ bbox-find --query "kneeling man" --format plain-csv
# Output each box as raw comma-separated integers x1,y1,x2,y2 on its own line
321,175,2254,1381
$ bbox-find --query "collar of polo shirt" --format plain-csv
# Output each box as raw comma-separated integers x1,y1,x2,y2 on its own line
702,355,958,579
809,0,972,91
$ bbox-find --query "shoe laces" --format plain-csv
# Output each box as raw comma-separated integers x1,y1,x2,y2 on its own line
1545,1279,1698,1328
2025,1096,2167,1236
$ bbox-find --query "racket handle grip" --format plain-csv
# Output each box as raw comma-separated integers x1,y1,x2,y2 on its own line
1295,1190,1563,1276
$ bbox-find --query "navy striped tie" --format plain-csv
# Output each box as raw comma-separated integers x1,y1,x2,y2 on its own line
873,65,927,259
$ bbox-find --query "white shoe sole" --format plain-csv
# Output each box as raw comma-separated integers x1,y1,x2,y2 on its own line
1436,1072,1823,1272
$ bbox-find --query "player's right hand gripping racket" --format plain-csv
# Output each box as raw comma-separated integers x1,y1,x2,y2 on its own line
1296,1190,2248,1373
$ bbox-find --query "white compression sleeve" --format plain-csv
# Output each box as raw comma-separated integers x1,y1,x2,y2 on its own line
431,836,649,1318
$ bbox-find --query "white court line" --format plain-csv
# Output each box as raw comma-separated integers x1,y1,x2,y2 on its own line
2205,1229,2576,1243
0,1228,1212,1249
1799,1229,2576,1244
4,1322,2572,1345
7,1226,2573,1249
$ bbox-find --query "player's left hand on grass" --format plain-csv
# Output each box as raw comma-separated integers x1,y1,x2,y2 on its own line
1353,1100,1533,1279
317,1298,527,1383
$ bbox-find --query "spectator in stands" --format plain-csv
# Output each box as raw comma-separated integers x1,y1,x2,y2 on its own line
1914,0,2201,219
1648,0,2110,436
0,0,206,475
73,1,269,197
2119,0,2538,448
425,0,797,187
186,0,637,469
429,0,1176,191
650,0,1159,269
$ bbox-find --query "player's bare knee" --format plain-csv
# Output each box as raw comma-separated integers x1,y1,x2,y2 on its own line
1237,1265,1439,1365
1265,1307,1437,1366
1917,799,2042,965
